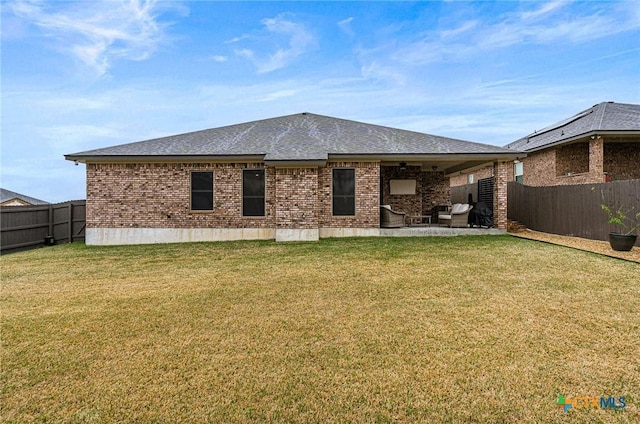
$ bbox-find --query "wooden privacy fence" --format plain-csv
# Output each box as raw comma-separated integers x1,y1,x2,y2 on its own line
0,201,86,254
508,180,640,246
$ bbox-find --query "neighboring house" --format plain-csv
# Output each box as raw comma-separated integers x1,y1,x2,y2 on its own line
451,101,640,187
65,113,522,245
0,188,49,206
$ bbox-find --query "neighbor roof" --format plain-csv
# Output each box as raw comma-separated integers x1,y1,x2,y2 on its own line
506,102,640,152
66,112,520,164
0,188,49,205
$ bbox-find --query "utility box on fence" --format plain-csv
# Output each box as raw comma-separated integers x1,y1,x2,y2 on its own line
44,236,55,246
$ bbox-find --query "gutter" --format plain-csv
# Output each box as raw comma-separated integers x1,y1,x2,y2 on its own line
65,151,527,165
64,154,267,164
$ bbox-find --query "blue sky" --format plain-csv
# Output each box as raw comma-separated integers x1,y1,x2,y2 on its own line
2,0,639,203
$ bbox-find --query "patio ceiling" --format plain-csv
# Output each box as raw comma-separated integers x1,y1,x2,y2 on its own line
380,158,506,176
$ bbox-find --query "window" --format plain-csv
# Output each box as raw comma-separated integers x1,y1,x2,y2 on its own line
333,168,355,216
467,173,474,184
191,171,213,211
243,169,265,216
514,162,524,184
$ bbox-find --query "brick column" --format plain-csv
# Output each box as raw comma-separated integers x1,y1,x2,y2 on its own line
492,161,509,230
589,137,605,183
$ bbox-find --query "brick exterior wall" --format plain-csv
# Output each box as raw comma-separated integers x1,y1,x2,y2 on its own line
421,171,450,212
476,138,640,187
87,161,381,232
517,137,640,186
556,142,589,176
604,139,640,180
519,150,555,186
318,162,380,228
381,166,449,215
450,166,496,188
275,167,318,229
86,162,275,229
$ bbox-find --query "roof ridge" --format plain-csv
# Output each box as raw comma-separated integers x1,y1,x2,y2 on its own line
594,101,608,130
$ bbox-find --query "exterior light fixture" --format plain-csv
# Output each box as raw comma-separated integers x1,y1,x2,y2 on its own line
399,162,407,170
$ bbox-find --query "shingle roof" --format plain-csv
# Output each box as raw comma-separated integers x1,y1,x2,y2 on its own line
506,102,640,152
66,112,518,162
0,188,49,205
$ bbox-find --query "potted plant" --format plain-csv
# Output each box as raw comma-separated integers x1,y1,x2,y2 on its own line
600,195,639,251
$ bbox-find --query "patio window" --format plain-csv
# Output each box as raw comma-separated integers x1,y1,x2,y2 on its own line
191,171,214,211
243,169,265,216
333,168,355,216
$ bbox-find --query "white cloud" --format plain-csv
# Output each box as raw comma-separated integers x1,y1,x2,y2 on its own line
257,89,302,102
232,13,316,73
7,0,184,76
521,1,566,20
39,124,123,152
211,55,228,62
235,48,254,59
338,17,354,36
360,62,406,85
440,20,478,39
385,1,640,67
477,2,640,49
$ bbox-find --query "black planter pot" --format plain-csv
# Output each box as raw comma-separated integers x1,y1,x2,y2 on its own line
608,233,637,252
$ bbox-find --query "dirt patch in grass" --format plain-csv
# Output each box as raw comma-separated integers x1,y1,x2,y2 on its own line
2,237,638,422
512,229,640,263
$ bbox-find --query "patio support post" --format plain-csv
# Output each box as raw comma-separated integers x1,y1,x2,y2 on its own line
589,136,605,183
493,161,509,230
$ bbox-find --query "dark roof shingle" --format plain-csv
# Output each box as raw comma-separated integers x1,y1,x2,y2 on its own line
506,102,640,152
66,112,518,162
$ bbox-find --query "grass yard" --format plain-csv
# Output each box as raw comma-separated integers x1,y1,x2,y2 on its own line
1,235,639,423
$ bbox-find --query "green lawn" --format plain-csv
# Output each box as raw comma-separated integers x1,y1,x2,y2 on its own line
1,236,638,423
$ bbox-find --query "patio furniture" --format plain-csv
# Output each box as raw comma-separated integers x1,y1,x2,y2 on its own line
438,203,473,228
380,205,405,228
407,215,432,226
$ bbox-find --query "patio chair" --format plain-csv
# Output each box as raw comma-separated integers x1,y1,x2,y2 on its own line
380,205,405,228
438,203,473,228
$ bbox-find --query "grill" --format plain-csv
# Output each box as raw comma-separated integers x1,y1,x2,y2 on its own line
469,201,493,228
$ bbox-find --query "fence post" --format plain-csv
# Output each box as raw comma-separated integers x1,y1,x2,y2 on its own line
48,204,53,237
68,203,73,243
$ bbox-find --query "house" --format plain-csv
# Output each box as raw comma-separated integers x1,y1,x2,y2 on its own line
0,188,49,206
450,101,640,188
65,113,522,245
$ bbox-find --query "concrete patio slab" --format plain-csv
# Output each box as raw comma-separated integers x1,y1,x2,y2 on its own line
380,226,506,237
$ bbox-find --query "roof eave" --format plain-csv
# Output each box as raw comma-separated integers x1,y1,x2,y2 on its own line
65,151,527,164
329,152,526,161
519,130,640,153
64,154,267,164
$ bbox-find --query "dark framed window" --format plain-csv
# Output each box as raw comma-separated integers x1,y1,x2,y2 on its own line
243,169,265,216
191,171,213,211
333,168,355,216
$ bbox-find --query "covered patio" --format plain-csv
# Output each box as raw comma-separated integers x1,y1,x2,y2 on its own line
379,158,514,229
